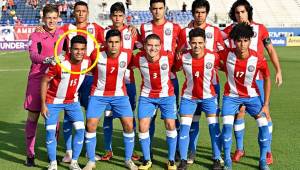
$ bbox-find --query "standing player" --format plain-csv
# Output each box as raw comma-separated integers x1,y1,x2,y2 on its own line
139,0,181,158
40,35,90,170
99,2,140,161
132,34,177,170
175,28,222,170
23,4,64,167
222,0,282,164
220,23,271,170
83,29,137,170
177,0,224,163
59,1,105,162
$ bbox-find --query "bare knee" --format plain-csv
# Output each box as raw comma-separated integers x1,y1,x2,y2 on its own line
86,118,99,132
164,119,176,130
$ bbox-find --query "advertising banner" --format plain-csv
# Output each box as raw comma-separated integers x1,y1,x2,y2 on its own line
0,41,28,50
286,36,300,46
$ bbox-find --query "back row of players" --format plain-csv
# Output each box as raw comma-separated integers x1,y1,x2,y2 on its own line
24,0,282,170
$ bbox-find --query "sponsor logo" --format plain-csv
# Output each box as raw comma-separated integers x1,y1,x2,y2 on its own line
46,140,53,145
77,140,84,144
259,138,268,142
63,129,71,133
248,65,255,72
224,137,231,142
180,136,188,140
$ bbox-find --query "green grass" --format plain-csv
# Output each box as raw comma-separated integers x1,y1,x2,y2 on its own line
0,47,299,169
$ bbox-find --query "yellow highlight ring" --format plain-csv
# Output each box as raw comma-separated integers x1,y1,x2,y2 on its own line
54,29,100,74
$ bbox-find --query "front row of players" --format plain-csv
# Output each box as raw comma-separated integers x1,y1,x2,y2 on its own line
41,23,271,170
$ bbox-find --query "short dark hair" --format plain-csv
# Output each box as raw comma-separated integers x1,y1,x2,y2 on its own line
229,22,254,41
189,28,206,41
42,4,59,17
110,2,125,15
229,0,253,22
105,29,122,41
192,0,210,15
145,33,161,43
71,35,87,48
150,0,165,7
74,1,89,10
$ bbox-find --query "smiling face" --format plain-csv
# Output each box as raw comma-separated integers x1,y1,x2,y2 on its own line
144,38,161,62
70,43,86,63
189,36,205,57
42,11,59,32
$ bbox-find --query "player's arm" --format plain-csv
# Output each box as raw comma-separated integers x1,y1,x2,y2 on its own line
28,33,48,64
260,59,271,119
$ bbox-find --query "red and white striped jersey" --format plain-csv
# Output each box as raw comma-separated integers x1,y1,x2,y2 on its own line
104,25,139,84
45,55,90,104
222,22,269,80
178,24,225,52
60,23,105,56
175,49,219,99
219,49,270,98
89,48,132,96
131,51,174,98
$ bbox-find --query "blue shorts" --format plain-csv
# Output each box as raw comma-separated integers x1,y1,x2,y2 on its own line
256,80,265,104
86,96,133,119
171,78,180,108
126,83,137,111
179,97,217,116
138,96,177,119
45,102,84,126
222,96,262,117
78,75,93,109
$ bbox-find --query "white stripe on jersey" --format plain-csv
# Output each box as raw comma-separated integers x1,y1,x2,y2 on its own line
244,56,258,97
53,61,71,104
122,28,132,49
115,52,128,96
182,53,194,99
203,54,215,98
159,56,170,97
94,51,107,96
86,24,96,56
205,26,214,51
163,22,173,51
139,57,151,97
250,24,259,52
185,28,192,49
75,59,89,97
226,52,239,97
143,23,153,38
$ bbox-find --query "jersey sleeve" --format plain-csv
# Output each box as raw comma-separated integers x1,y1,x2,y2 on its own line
129,53,139,68
173,54,183,71
89,48,97,62
140,24,145,42
177,28,188,51
260,24,270,41
221,25,232,39
95,24,105,45
259,58,270,78
214,53,221,69
46,64,58,78
215,27,225,51
28,33,46,64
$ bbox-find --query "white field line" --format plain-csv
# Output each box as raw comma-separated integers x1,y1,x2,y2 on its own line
0,68,28,72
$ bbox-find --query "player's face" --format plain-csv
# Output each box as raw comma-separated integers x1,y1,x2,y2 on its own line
107,36,121,55
74,5,89,24
110,11,125,28
71,43,86,62
235,37,251,54
150,2,165,21
145,38,161,60
235,5,249,23
193,7,207,25
189,36,205,56
42,12,59,31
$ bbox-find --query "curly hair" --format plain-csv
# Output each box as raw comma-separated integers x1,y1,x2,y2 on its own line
229,0,253,22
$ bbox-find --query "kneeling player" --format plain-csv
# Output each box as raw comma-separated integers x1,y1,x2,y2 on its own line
131,34,177,170
219,23,271,170
41,35,90,170
175,28,222,170
83,30,137,170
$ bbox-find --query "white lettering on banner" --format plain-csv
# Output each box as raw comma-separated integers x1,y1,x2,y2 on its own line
16,27,36,34
0,42,26,50
269,32,294,38
271,39,285,45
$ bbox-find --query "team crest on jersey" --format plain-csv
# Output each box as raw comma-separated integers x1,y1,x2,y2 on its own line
248,65,255,72
124,33,131,40
206,62,213,69
119,61,127,68
88,28,94,34
253,32,257,38
161,63,168,70
206,32,213,39
165,28,172,36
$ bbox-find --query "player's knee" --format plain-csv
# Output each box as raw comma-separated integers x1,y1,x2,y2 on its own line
86,119,98,132
165,119,176,130
192,115,201,122
73,121,85,130
122,122,133,133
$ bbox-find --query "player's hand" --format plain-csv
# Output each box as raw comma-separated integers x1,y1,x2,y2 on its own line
275,71,283,87
35,26,45,33
58,51,66,62
261,105,270,120
128,25,138,37
41,104,49,119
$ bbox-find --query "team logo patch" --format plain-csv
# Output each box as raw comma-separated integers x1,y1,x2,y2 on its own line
119,61,127,68
206,62,213,69
124,34,131,40
161,63,168,70
248,65,255,72
253,32,257,38
165,28,172,36
206,32,213,39
88,28,94,34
